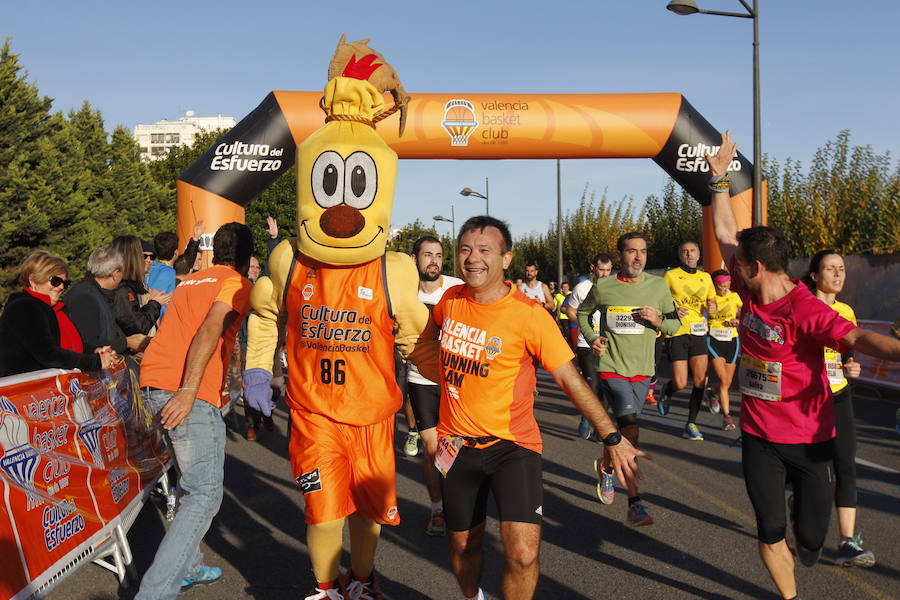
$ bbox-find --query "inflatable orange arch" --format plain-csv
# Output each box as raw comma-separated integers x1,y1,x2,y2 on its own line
177,92,766,271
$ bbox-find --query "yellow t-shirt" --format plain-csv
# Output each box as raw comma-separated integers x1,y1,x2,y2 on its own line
664,267,716,337
708,292,743,341
825,300,857,393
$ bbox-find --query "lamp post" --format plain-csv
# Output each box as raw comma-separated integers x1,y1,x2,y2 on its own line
460,177,489,215
433,206,457,276
667,0,763,226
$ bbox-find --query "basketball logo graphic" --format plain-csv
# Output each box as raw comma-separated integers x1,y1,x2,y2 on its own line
71,379,105,468
441,99,478,147
0,397,41,505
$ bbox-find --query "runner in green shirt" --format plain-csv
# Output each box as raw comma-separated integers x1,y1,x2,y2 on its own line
577,232,680,526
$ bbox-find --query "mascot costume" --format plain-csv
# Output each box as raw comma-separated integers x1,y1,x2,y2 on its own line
244,36,438,600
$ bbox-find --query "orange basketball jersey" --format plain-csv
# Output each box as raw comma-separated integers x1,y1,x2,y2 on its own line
285,253,401,426
433,283,574,454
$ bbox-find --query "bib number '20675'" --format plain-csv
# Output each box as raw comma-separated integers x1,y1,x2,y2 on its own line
320,359,346,384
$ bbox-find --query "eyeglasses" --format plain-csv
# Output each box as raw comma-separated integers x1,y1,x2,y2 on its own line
144,253,156,261
49,276,72,289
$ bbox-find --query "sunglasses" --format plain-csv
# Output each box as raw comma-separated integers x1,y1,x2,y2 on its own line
144,253,156,261
49,276,72,289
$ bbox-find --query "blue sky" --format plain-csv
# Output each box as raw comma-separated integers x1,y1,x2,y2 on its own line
7,1,899,238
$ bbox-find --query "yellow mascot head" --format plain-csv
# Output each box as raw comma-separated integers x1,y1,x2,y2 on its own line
296,35,409,266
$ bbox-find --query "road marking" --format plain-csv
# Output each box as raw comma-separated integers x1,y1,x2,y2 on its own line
856,457,899,475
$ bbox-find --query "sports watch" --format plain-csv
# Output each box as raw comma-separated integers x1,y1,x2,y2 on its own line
603,431,622,446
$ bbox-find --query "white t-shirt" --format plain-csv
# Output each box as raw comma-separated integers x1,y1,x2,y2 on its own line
569,278,601,348
519,280,547,303
408,275,464,385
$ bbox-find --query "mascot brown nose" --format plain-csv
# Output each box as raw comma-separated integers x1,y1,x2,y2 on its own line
320,205,366,238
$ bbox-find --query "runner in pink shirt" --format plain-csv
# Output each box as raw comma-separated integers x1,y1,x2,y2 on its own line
706,131,900,600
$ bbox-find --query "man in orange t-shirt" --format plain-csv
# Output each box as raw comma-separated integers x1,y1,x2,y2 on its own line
433,216,645,600
136,223,253,600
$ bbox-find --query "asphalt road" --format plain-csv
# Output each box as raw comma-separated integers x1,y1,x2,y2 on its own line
47,373,900,600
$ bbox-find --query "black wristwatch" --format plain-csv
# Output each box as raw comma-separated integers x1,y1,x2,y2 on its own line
603,431,622,446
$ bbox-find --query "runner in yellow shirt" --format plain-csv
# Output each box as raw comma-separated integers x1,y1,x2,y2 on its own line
804,250,873,567
660,241,717,441
706,269,742,431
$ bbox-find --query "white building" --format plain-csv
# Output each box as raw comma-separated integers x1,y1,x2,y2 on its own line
133,111,236,161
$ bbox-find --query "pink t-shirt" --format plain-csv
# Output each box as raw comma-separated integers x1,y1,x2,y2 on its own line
734,280,856,444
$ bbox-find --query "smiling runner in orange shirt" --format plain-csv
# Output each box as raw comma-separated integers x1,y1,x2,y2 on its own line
432,216,645,600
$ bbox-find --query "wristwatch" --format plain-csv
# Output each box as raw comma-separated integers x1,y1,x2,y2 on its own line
603,431,622,446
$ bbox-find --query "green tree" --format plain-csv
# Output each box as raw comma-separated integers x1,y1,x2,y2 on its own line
0,40,64,300
644,179,702,268
767,131,900,256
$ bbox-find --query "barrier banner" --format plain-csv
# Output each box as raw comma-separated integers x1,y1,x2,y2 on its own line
855,320,900,389
0,361,170,600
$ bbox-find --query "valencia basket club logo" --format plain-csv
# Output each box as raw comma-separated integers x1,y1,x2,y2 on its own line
0,396,41,505
441,99,478,147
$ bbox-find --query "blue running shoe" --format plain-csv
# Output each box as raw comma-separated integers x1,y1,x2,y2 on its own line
578,416,594,440
181,565,222,590
658,388,671,416
627,501,653,526
594,458,615,505
683,423,704,441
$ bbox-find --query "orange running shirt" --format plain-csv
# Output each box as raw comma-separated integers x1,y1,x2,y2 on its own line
285,253,400,426
141,265,252,407
433,283,574,454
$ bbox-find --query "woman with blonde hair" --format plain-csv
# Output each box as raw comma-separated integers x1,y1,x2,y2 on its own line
0,250,116,376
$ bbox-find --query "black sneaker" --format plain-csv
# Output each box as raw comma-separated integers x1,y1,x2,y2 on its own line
836,534,875,567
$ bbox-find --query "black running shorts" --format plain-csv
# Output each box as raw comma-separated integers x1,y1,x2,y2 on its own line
707,336,740,364
443,440,543,532
408,382,440,431
667,334,707,361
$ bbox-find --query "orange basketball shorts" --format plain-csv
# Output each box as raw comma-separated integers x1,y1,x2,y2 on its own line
288,407,400,526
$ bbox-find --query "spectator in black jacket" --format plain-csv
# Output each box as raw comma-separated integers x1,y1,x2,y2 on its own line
66,246,131,354
110,236,170,340
0,251,117,377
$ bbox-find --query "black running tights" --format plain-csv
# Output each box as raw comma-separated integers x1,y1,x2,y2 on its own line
742,432,833,549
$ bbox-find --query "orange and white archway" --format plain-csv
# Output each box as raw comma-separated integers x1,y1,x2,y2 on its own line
177,92,765,271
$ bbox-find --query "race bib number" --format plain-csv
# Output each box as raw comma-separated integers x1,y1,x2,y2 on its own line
606,306,643,335
710,327,734,342
690,320,709,336
824,349,844,385
435,435,465,477
739,354,782,401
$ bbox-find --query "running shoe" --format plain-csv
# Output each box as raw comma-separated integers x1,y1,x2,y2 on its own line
304,584,345,600
836,534,875,567
708,388,721,414
594,458,615,505
626,502,653,526
658,388,671,416
425,510,446,537
245,426,257,442
722,415,736,431
683,423,704,441
578,416,594,440
403,431,420,457
645,389,658,406
345,573,384,600
181,565,222,590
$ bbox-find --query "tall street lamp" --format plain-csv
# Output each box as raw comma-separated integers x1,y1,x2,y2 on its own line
667,0,763,226
433,207,457,276
459,177,489,215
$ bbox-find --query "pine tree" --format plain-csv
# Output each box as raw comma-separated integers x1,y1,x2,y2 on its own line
0,40,63,301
